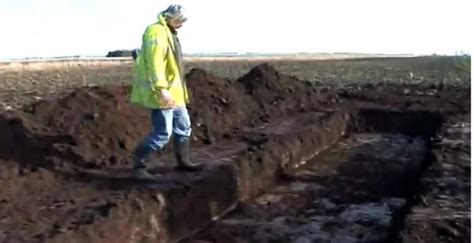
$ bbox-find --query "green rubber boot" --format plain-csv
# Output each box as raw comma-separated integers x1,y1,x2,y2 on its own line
174,138,203,171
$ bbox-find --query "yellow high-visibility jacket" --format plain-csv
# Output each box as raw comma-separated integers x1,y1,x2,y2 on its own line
130,14,188,109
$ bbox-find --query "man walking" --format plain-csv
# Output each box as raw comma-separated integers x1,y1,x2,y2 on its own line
130,4,202,179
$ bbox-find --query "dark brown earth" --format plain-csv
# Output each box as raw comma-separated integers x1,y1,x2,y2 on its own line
0,63,470,243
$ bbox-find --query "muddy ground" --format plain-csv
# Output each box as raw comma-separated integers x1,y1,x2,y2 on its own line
0,59,470,243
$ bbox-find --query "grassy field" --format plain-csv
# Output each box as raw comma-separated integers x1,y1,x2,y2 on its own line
186,55,471,87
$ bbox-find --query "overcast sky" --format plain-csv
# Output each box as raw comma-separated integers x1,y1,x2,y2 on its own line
0,0,472,59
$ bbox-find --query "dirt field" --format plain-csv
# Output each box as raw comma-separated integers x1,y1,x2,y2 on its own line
0,56,470,243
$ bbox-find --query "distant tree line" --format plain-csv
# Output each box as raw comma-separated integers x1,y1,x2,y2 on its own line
106,50,134,58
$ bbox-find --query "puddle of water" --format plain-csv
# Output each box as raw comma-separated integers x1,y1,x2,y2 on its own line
269,134,428,242
286,198,406,242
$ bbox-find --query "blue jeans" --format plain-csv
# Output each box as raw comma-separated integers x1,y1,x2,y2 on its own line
140,106,192,152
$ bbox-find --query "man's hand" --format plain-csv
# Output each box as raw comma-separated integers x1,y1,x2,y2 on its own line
159,88,175,107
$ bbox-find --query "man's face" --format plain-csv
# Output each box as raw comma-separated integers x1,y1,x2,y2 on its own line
168,18,185,29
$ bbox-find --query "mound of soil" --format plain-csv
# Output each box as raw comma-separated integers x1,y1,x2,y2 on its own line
185,68,258,144
237,63,340,119
0,85,148,169
0,64,337,170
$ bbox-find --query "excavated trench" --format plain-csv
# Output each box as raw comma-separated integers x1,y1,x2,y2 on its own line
184,110,444,243
0,64,470,243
